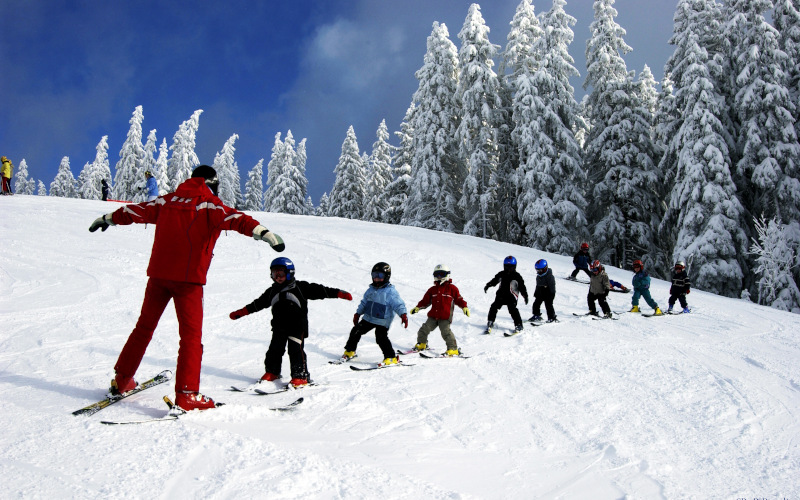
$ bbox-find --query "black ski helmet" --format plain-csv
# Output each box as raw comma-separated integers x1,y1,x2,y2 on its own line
191,165,219,196
371,262,391,283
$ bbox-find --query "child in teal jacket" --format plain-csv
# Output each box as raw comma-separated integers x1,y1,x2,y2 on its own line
630,260,662,315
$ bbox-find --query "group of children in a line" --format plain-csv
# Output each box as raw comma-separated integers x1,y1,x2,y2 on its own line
232,244,692,388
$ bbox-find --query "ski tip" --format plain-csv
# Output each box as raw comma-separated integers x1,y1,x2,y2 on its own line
162,395,174,409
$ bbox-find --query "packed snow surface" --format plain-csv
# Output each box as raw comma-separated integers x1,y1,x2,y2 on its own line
1,195,799,499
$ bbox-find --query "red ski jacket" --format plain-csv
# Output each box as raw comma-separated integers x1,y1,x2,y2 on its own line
110,177,261,285
415,280,468,321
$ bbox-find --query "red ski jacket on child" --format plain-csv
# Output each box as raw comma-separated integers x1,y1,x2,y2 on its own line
110,177,260,285
415,280,468,321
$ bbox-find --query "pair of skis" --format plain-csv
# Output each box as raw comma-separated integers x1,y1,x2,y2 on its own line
72,370,302,425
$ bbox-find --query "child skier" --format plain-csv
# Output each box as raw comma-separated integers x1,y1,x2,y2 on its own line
229,257,353,387
484,256,528,334
342,262,408,365
409,265,469,356
668,260,691,313
530,259,557,323
569,242,592,280
587,260,613,318
630,259,663,315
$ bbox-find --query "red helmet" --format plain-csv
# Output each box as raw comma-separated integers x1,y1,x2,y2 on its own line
589,260,602,274
632,259,643,270
580,242,589,251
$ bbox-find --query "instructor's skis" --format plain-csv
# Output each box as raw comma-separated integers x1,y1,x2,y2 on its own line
72,370,172,417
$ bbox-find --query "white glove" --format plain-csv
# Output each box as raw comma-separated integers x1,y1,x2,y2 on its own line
253,225,285,252
89,213,115,232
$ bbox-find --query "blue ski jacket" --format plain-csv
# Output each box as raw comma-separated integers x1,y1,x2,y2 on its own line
356,283,407,328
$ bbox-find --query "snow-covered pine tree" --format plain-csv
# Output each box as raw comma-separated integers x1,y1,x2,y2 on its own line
79,136,111,200
268,130,307,215
732,0,800,225
243,159,265,211
294,138,310,214
114,105,146,201
304,196,314,216
143,129,158,178
37,180,47,196
364,120,394,222
13,159,35,195
50,157,78,198
750,216,800,312
402,22,462,232
76,162,91,199
775,0,800,143
496,0,542,243
328,126,367,219
213,134,239,207
514,0,587,254
167,109,203,191
665,32,747,297
317,192,330,217
386,104,414,226
457,4,502,239
154,139,170,195
584,0,662,269
263,132,284,211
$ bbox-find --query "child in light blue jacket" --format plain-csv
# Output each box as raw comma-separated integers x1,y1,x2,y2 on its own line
342,262,408,365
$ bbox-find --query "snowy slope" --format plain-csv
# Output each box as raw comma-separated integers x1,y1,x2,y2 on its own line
1,194,799,499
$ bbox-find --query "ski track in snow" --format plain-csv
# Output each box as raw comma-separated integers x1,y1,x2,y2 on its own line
1,195,799,499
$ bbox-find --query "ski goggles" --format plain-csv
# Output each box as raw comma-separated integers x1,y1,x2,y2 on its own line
371,271,386,280
433,271,449,278
271,268,287,279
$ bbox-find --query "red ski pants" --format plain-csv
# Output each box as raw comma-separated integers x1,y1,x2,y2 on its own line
114,278,204,393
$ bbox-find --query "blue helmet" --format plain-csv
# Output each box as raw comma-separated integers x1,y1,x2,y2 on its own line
503,256,517,267
270,257,295,281
535,259,548,274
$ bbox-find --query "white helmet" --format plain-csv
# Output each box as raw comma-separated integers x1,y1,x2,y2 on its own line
433,264,451,283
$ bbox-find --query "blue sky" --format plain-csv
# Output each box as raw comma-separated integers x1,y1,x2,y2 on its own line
0,0,677,202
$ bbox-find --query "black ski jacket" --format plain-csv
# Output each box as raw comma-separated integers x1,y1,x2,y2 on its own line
485,270,528,303
245,280,341,336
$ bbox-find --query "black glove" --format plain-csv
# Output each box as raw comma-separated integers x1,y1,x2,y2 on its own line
89,214,115,232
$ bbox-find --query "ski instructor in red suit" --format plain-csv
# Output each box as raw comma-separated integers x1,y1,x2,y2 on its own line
89,165,285,412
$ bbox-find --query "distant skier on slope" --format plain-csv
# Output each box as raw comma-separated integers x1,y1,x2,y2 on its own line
667,261,691,313
88,165,285,412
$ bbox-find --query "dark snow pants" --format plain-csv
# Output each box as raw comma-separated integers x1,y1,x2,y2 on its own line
264,329,309,380
345,320,395,360
488,296,523,328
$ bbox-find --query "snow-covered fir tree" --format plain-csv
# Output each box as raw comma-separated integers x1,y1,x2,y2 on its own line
304,196,315,216
113,105,146,201
750,216,800,312
316,192,330,217
213,134,240,207
457,4,502,238
386,104,414,225
267,131,308,215
263,132,285,211
243,159,265,211
513,0,588,254
37,180,47,196
50,157,78,198
401,22,462,231
732,0,800,224
775,0,800,142
79,136,111,200
295,138,310,214
13,159,35,195
76,162,91,199
143,130,158,177
584,0,663,270
664,32,747,297
154,139,170,195
328,126,367,219
364,120,394,223
167,109,203,191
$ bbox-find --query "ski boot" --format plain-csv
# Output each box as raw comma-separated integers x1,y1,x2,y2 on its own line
604,312,613,319
629,305,640,313
290,378,309,388
110,373,137,395
546,317,558,323
484,321,493,334
381,357,399,366
682,307,690,314
174,392,217,412
667,305,673,313
260,372,280,382
654,307,663,316
445,347,461,357
413,343,427,352
528,314,542,323
588,311,600,317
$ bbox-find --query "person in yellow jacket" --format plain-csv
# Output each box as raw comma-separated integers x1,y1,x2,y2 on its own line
1,156,13,195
